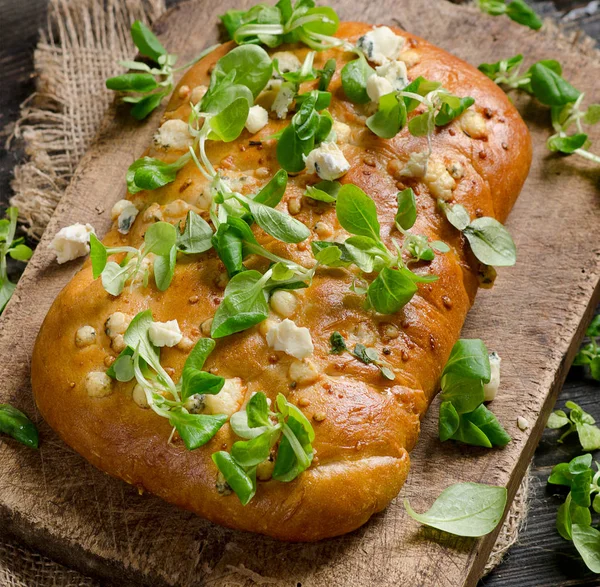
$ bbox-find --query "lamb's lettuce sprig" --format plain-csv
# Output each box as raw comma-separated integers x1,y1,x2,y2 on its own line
106,21,219,120
276,89,334,171
220,0,342,51
438,339,510,448
361,77,475,144
573,316,600,382
477,0,542,31
328,331,395,380
478,55,600,164
0,207,32,313
212,391,315,505
548,454,600,572
109,310,228,450
438,200,517,268
314,185,448,315
125,44,273,195
547,400,600,451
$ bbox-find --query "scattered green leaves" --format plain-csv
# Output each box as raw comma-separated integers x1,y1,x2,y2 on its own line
110,310,227,450
477,0,542,31
546,401,600,450
548,454,600,572
438,339,510,448
0,404,39,449
404,482,507,537
328,332,395,380
438,200,516,267
0,207,33,314
213,391,316,505
107,20,218,119
573,315,600,382
220,0,342,51
478,54,599,164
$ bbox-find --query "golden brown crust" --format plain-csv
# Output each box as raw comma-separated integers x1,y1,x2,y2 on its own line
31,22,532,541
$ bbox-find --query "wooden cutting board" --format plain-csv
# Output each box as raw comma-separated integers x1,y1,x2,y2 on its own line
1,1,599,585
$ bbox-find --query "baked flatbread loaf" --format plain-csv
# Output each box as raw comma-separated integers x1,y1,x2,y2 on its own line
32,21,531,541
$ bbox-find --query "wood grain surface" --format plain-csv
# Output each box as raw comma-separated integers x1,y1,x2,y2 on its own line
0,1,599,586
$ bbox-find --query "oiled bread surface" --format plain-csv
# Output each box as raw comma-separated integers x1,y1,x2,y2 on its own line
31,22,531,541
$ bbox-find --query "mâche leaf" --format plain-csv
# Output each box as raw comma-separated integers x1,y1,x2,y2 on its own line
176,211,213,254
367,268,418,314
404,483,507,537
0,207,32,314
0,404,39,449
169,410,227,450
546,401,600,450
439,201,517,267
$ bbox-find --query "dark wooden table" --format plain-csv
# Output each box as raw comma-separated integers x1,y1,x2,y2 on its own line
0,1,598,585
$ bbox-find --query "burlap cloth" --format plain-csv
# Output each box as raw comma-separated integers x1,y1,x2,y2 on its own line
2,0,539,583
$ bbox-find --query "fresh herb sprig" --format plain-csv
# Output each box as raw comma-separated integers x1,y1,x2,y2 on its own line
548,454,600,572
125,43,273,195
314,184,448,315
477,0,542,31
342,73,475,144
213,391,315,504
478,55,600,164
438,200,517,267
439,339,510,448
91,211,212,297
573,316,600,382
547,401,600,451
220,0,342,51
106,21,219,120
276,89,333,172
404,482,507,537
328,331,395,380
0,404,39,449
0,207,33,313
109,310,228,450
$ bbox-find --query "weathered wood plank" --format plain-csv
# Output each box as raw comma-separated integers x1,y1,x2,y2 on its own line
0,1,599,586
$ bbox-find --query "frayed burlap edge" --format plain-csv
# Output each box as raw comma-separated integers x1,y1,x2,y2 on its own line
3,0,590,583
8,0,165,239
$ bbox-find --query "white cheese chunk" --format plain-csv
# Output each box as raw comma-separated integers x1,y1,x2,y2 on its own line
288,359,320,385
154,119,193,150
245,105,269,134
272,51,302,75
460,109,488,139
303,142,350,181
190,84,208,105
483,351,501,402
331,120,351,144
132,384,149,408
105,312,132,338
401,152,456,200
266,318,314,359
49,223,94,264
85,372,113,398
366,73,394,102
356,26,405,65
375,60,409,91
269,290,298,318
203,377,246,417
75,325,96,348
271,83,295,119
517,416,529,431
111,199,139,234
148,319,183,348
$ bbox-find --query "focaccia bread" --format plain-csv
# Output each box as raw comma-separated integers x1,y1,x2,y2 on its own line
32,21,531,541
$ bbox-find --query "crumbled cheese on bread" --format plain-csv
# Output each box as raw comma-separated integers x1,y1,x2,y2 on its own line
148,319,183,348
266,319,314,359
203,377,245,417
304,142,350,181
245,105,269,134
49,223,94,264
356,26,405,65
154,119,193,150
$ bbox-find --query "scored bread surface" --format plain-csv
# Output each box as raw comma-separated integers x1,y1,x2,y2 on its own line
32,22,532,541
